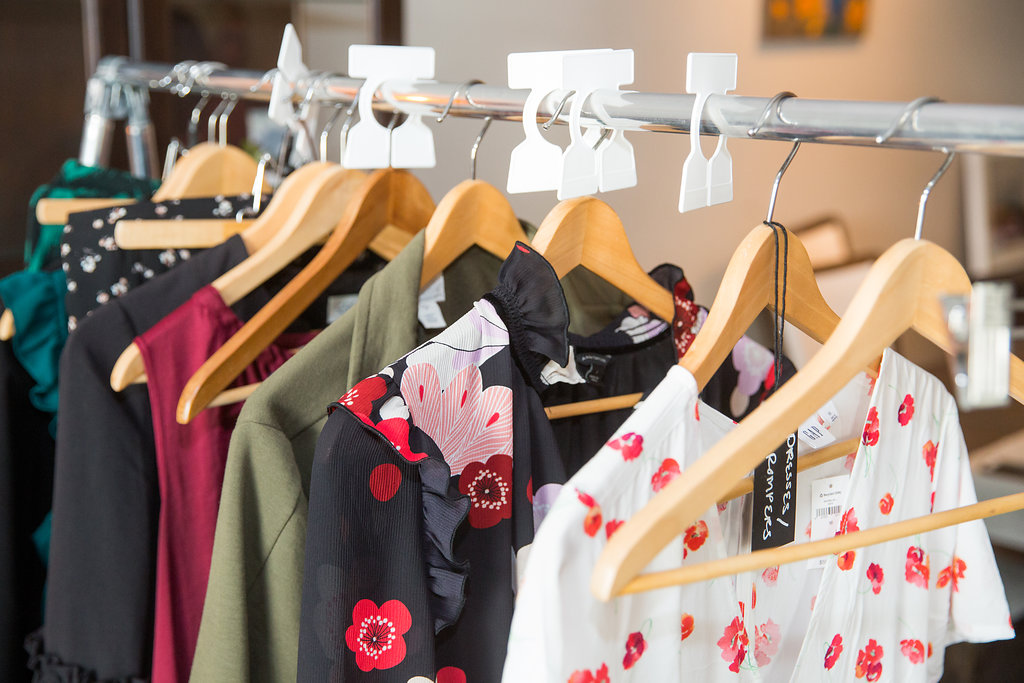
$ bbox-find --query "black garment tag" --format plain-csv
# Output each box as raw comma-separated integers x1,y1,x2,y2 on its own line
750,431,798,551
574,351,612,386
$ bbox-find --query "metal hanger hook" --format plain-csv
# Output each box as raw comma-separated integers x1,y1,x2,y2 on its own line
320,104,344,162
471,116,493,180
187,93,212,148
748,91,797,138
207,96,229,143
914,150,956,240
766,142,801,224
218,96,238,146
436,80,483,123
163,60,195,94
876,96,942,145
338,87,362,163
543,90,576,131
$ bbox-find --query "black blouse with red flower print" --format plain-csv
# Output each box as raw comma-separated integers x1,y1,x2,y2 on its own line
298,245,798,681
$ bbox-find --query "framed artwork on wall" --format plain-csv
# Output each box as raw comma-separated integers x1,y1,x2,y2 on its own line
963,154,1024,278
763,0,868,39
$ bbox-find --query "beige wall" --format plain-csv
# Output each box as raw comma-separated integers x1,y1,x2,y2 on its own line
374,0,1024,301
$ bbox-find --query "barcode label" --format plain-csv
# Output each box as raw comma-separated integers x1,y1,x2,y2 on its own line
815,504,842,519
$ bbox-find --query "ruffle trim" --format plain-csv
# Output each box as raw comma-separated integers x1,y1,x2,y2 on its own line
23,631,149,683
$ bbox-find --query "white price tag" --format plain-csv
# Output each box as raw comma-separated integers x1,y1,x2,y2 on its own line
418,274,447,329
798,400,840,448
808,474,850,569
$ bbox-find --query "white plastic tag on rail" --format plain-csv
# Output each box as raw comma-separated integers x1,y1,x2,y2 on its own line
268,24,316,163
344,45,436,170
678,53,737,213
558,49,636,200
506,49,609,194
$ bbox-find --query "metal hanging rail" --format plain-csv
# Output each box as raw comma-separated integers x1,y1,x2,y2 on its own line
87,56,1024,167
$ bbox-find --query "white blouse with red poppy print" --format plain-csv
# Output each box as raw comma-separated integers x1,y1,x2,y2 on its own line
503,350,1012,683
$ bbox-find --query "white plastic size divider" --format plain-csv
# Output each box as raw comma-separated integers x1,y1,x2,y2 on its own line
344,45,436,169
268,24,317,164
678,52,737,213
558,49,635,200
507,49,610,194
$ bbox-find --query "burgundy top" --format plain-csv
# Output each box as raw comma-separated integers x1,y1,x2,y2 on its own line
135,285,316,683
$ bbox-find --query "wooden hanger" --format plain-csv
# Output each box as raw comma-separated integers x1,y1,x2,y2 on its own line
592,237,1024,600
109,162,366,391
173,168,434,423
532,197,675,323
35,197,136,226
419,179,530,289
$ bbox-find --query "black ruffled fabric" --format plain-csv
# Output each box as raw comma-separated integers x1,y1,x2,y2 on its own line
23,633,147,683
487,242,571,390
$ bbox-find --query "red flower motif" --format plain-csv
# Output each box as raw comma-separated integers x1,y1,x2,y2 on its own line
762,565,779,585
837,550,856,571
577,490,602,537
336,376,387,417
567,663,610,683
753,619,780,667
900,639,925,664
866,562,884,595
651,458,681,492
855,639,883,681
928,642,934,658
436,667,466,683
377,417,428,463
605,519,624,539
458,453,513,528
922,440,938,481
824,634,843,670
751,583,757,609
344,599,412,672
862,406,880,446
898,394,915,426
905,546,930,588
717,615,749,673
839,507,860,535
680,613,695,641
879,493,894,515
694,403,700,421
608,432,644,461
369,463,402,502
683,520,709,558
937,557,967,592
622,631,647,669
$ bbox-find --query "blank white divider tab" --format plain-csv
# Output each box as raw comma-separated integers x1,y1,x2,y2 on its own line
558,49,635,200
506,49,610,194
344,45,436,170
268,24,317,164
678,52,737,213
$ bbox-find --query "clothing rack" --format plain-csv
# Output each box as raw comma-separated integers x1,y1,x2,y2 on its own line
82,54,1024,177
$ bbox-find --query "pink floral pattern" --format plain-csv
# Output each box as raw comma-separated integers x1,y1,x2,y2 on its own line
905,546,930,589
855,639,883,681
607,432,643,461
401,362,513,476
937,557,967,592
622,631,646,669
753,619,780,666
900,639,925,664
568,663,609,683
683,520,709,558
879,492,894,515
862,406,880,446
824,634,843,670
717,613,749,673
344,599,412,671
867,562,884,595
897,394,915,426
651,458,681,492
577,490,602,537
922,440,938,482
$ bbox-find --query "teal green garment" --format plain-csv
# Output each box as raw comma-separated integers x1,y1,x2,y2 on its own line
25,159,159,270
0,270,68,420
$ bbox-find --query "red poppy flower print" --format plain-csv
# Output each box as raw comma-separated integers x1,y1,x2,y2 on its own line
369,463,402,502
337,376,387,417
824,634,843,670
855,639,883,681
937,557,967,592
458,454,513,529
344,599,412,672
862,406,880,446
866,562,884,595
905,546,930,588
567,663,609,683
577,490,603,537
605,519,624,539
879,493,894,515
753,619,781,667
717,615,749,673
376,417,428,463
607,432,644,461
651,458,681,492
680,613,695,641
683,520,709,558
762,565,779,585
900,639,925,664
839,508,860,535
928,642,934,658
898,394,915,426
622,631,647,669
922,440,938,482
837,550,856,571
